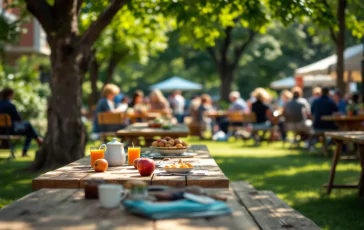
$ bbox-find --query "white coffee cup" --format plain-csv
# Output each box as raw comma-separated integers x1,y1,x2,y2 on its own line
98,184,128,208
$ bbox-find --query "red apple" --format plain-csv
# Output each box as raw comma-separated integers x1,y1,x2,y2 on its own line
137,157,155,177
133,158,142,169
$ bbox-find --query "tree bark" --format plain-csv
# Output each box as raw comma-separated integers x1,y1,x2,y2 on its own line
26,0,125,171
335,0,347,93
219,68,234,102
32,41,88,170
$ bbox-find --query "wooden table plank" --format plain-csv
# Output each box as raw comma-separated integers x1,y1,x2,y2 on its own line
0,189,155,230
322,116,364,131
33,145,230,189
117,122,189,137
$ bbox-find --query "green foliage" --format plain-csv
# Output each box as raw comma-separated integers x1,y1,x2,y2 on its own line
0,56,50,121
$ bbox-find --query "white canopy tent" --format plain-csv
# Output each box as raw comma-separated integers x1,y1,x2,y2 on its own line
270,75,335,90
294,44,364,81
150,76,203,92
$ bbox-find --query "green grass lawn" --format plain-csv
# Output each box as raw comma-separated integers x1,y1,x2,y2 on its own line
1,139,364,230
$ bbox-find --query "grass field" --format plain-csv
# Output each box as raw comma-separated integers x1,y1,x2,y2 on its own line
1,138,364,230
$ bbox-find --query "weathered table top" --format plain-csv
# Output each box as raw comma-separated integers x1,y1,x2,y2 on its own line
116,122,189,138
32,145,229,190
325,131,364,144
0,184,321,230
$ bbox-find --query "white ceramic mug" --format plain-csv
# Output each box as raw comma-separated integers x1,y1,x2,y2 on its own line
98,184,127,208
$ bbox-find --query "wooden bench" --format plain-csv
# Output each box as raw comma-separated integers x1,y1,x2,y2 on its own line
97,112,126,142
0,114,21,159
230,181,321,230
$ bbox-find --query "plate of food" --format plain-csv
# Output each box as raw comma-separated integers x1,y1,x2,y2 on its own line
151,137,189,155
163,159,194,173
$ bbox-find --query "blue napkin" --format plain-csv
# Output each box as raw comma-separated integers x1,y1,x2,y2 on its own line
123,199,232,220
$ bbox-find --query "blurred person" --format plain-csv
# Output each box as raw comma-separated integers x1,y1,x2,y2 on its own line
93,84,120,133
113,92,124,105
170,90,185,123
218,91,249,134
116,96,129,112
311,87,338,130
130,90,144,110
150,89,170,110
283,88,312,137
197,94,214,139
0,88,43,157
278,90,292,108
251,88,272,124
332,89,346,114
228,91,250,113
351,93,360,105
189,95,201,123
291,86,310,112
309,87,322,104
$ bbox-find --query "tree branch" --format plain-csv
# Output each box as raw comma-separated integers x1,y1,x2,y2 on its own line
231,30,256,69
220,26,233,65
25,0,55,34
79,0,126,47
77,0,84,14
321,0,337,43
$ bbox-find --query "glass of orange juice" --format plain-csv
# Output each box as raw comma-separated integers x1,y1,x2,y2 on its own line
90,147,105,166
128,146,141,166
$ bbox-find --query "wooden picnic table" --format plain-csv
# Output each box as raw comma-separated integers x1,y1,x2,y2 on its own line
116,122,189,146
0,182,321,230
324,131,364,196
322,115,364,131
32,145,229,190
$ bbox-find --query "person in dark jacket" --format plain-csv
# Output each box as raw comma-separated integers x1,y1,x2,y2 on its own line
311,87,338,130
0,88,43,157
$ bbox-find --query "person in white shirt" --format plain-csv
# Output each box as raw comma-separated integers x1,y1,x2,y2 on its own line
170,90,185,123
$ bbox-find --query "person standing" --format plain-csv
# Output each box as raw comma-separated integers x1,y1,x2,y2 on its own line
170,90,185,123
0,88,43,157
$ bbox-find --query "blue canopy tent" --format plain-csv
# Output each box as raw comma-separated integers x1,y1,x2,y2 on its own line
150,76,203,92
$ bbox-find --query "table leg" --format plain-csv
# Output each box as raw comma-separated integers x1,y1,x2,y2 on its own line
358,144,364,197
326,140,343,195
321,135,328,157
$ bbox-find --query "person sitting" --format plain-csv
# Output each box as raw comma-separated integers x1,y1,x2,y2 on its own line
278,90,293,108
309,87,322,104
149,89,170,111
283,88,312,135
218,91,249,134
311,87,338,130
0,88,43,157
116,96,129,112
251,88,272,125
93,84,120,133
197,94,214,139
332,89,346,114
130,90,145,112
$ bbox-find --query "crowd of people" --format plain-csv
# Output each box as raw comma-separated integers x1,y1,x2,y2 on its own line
92,84,186,133
0,84,362,157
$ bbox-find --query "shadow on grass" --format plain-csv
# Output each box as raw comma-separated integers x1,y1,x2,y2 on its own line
213,149,364,230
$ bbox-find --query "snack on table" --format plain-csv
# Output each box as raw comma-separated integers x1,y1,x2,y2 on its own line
164,159,193,169
151,137,188,148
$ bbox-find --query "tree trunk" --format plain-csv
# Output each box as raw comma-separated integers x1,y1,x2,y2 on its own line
31,39,88,171
219,68,234,102
89,53,100,108
335,0,346,93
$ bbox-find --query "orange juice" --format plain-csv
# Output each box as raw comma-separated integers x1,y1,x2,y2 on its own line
90,148,105,166
128,147,141,166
